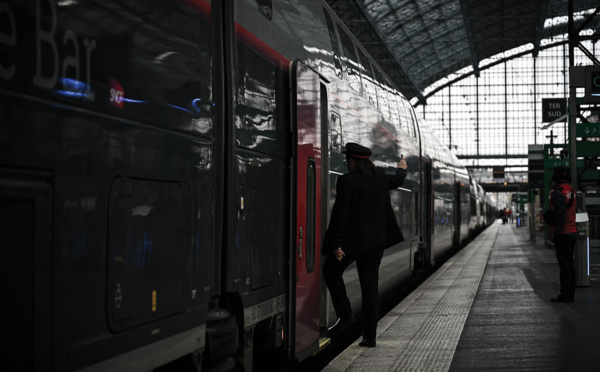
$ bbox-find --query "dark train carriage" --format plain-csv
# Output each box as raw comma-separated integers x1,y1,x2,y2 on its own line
469,177,480,236
1,1,491,371
1,0,216,370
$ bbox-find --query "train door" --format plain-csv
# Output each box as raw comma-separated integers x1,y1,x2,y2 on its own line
1,171,52,371
291,60,322,362
422,157,433,267
453,177,461,249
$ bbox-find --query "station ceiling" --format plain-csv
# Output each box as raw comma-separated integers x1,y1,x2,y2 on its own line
324,0,600,104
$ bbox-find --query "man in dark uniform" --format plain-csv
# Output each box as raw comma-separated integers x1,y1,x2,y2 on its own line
548,166,577,303
322,142,407,347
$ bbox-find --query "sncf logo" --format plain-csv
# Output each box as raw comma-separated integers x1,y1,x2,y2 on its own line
109,77,124,108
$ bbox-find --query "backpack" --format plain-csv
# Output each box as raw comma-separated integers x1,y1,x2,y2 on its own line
543,187,574,225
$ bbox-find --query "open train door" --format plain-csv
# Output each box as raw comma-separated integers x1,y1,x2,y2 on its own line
291,60,322,362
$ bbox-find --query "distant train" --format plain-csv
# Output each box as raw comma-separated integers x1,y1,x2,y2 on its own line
0,0,495,371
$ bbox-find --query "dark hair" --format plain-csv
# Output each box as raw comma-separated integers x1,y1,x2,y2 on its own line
348,155,376,177
552,166,571,183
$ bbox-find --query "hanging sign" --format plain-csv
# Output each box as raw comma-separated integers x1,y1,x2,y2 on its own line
542,98,567,123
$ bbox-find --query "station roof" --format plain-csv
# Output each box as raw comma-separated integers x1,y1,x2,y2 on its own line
324,0,600,104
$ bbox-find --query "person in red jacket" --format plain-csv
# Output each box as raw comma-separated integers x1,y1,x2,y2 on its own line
548,166,577,303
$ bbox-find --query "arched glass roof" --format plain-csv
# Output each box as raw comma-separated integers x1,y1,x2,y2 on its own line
324,0,600,103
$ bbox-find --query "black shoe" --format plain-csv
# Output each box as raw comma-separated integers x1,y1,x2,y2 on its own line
550,295,573,303
358,338,376,347
324,316,356,338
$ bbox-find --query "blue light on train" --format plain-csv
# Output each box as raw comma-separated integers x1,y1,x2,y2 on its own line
129,231,153,268
55,77,93,100
61,77,87,91
165,103,193,113
143,230,153,267
166,100,208,115
55,89,88,99
122,97,148,104
191,98,203,113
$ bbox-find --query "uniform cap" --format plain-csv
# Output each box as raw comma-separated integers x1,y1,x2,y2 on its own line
342,142,372,159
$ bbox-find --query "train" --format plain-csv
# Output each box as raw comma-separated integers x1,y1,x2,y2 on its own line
0,0,496,371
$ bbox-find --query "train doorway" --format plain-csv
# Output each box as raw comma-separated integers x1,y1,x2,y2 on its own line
292,60,323,362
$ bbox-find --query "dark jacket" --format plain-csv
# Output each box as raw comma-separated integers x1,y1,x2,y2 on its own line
322,167,406,255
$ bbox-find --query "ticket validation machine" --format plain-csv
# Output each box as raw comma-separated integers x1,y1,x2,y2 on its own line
575,213,590,287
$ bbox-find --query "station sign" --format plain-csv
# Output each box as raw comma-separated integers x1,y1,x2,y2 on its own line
545,158,568,169
575,122,600,138
515,194,529,204
528,145,544,187
544,158,585,169
590,70,600,96
541,98,567,122
492,166,505,179
585,66,600,103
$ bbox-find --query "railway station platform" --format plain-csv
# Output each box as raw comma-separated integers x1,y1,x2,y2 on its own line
323,220,600,372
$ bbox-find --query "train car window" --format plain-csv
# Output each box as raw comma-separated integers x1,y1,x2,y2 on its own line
330,111,343,151
236,44,284,156
338,29,362,94
2,1,214,136
401,99,417,140
397,96,407,133
373,68,390,118
323,9,343,79
408,103,419,140
102,1,213,134
414,191,420,236
256,0,273,20
399,96,414,137
306,160,316,273
389,92,401,128
357,48,377,106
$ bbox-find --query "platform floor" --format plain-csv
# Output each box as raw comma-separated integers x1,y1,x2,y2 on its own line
324,220,600,372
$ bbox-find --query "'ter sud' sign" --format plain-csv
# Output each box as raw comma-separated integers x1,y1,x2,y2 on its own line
542,98,567,123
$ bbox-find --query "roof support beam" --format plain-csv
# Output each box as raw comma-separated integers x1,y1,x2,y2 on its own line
354,0,426,104
569,2,600,65
532,0,550,57
458,0,480,77
575,5,600,64
576,5,600,34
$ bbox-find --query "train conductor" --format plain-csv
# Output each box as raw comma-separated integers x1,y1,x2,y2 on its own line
322,142,407,347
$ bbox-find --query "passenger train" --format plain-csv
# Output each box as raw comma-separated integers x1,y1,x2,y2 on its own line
0,0,496,371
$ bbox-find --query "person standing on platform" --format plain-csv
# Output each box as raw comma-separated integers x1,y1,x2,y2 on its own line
322,142,407,348
548,166,577,303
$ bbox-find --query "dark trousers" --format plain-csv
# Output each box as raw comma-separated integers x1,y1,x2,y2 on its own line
323,248,384,340
554,234,576,299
